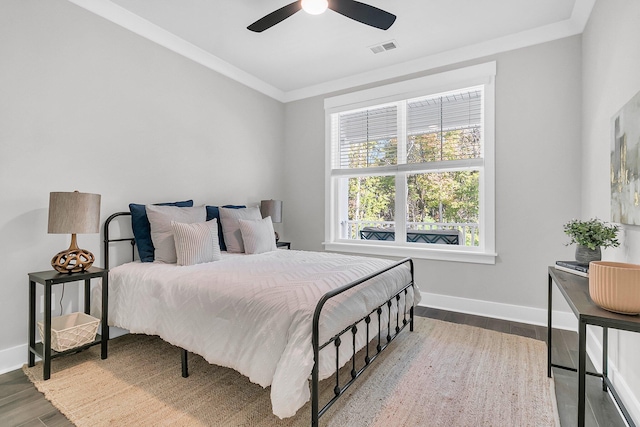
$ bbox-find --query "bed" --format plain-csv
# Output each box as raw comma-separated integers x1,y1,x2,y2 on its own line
101,210,419,426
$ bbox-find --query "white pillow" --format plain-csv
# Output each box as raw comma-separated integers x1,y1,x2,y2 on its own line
146,205,206,263
171,219,221,266
219,207,262,253
238,217,277,254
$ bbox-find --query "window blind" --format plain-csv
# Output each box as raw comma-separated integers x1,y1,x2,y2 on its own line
334,88,482,170
407,88,482,163
337,105,397,169
407,89,482,136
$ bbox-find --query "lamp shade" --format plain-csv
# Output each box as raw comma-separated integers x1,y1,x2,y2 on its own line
260,200,282,223
48,191,101,235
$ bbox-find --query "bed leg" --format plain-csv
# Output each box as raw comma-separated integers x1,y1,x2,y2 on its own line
181,349,189,378
410,305,414,332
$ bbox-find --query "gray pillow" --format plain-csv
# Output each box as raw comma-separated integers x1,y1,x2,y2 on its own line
219,207,262,253
238,217,277,254
146,205,206,263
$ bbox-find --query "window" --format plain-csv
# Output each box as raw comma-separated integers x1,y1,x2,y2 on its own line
324,62,496,264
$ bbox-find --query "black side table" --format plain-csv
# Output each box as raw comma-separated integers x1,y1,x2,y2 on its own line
276,241,291,249
28,267,109,380
548,267,640,427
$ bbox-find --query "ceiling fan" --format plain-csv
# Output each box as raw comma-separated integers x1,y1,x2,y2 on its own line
247,0,396,33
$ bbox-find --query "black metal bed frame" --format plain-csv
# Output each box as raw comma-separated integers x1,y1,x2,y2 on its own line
104,211,416,427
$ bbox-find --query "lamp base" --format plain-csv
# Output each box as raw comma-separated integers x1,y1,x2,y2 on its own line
51,248,95,273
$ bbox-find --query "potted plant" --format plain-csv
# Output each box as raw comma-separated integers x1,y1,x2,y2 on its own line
563,218,620,264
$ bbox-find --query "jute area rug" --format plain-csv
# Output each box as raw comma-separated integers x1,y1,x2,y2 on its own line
24,317,559,427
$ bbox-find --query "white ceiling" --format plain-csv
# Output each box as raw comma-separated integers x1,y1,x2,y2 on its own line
69,0,595,102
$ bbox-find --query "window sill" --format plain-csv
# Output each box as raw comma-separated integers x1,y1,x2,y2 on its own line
323,241,497,265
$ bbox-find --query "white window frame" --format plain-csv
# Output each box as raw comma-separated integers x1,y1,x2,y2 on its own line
323,62,496,264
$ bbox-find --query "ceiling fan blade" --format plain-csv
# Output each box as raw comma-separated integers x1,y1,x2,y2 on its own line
329,0,396,30
247,1,302,32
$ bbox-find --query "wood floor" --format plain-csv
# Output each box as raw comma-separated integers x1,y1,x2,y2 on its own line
0,307,627,426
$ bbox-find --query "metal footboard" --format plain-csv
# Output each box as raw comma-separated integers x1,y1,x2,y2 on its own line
311,257,415,427
104,212,415,426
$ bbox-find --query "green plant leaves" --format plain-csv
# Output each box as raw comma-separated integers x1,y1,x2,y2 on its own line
563,218,620,250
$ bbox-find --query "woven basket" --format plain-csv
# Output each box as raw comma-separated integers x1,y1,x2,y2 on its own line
37,312,100,352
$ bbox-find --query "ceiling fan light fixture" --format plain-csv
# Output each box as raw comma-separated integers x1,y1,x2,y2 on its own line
248,0,395,32
301,0,328,15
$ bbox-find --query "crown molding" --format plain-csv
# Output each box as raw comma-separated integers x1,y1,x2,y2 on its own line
67,0,286,102
68,0,594,104
283,0,596,102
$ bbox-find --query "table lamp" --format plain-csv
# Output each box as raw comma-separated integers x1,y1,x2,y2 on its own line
260,199,282,242
48,191,101,273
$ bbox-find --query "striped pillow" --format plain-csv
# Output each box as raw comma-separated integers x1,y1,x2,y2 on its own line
238,217,277,254
171,219,222,266
147,205,206,263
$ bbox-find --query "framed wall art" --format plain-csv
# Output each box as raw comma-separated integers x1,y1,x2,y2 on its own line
611,89,640,225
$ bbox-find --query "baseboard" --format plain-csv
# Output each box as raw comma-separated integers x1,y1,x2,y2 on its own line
4,293,567,375
609,363,640,425
0,327,129,376
418,291,577,331
586,328,640,425
0,343,31,375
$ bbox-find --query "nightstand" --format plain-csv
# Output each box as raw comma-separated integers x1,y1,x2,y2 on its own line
28,267,109,380
276,241,291,249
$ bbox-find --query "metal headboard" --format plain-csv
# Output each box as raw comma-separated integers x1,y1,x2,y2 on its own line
103,212,135,269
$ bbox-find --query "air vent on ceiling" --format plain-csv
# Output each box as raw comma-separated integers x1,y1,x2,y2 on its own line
369,40,398,54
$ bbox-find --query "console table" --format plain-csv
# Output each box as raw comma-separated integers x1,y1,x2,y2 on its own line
547,266,639,427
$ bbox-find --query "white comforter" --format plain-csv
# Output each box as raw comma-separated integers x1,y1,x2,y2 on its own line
99,250,419,418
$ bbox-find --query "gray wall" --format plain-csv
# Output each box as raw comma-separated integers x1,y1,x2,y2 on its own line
284,36,583,317
7,0,635,416
0,0,284,370
582,0,640,419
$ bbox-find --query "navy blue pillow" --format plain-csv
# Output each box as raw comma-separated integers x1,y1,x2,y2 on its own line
206,205,245,251
129,200,194,262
